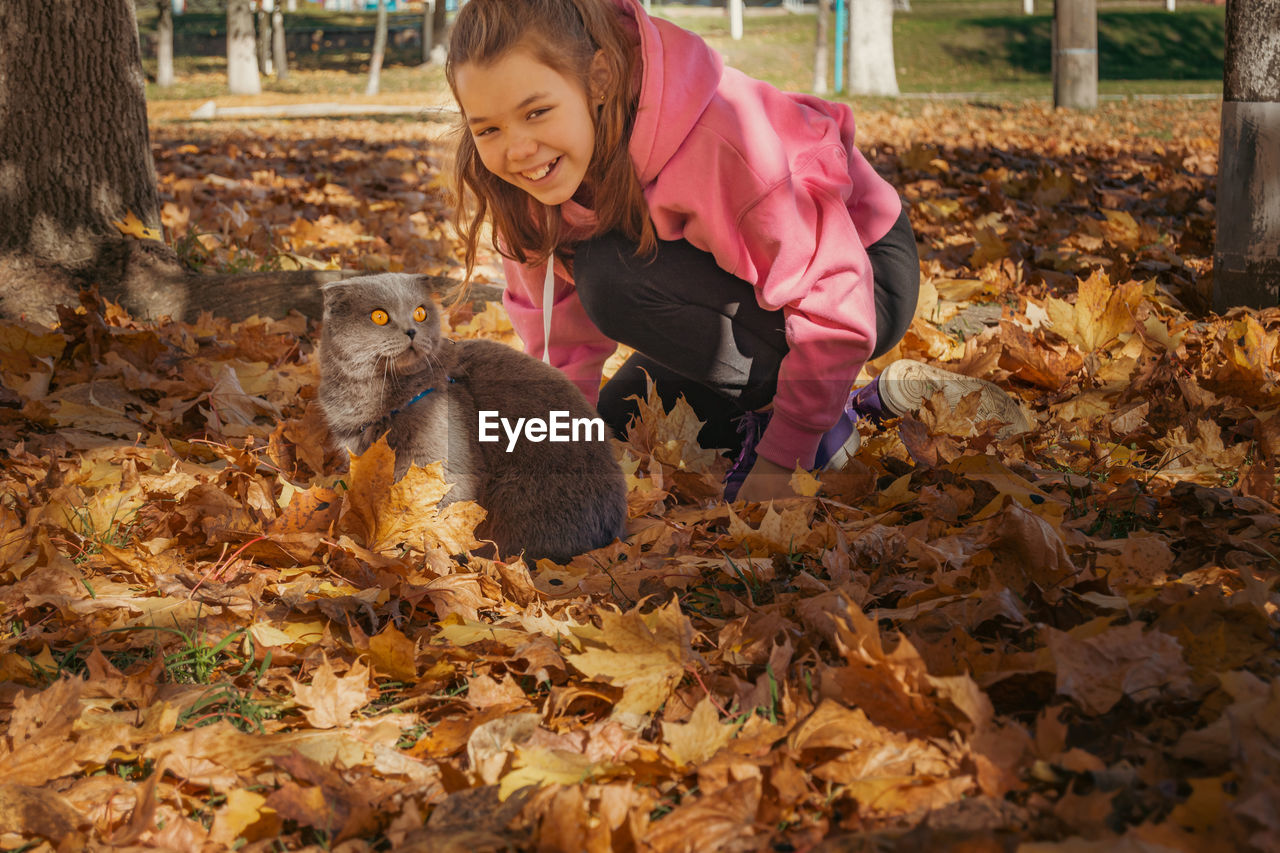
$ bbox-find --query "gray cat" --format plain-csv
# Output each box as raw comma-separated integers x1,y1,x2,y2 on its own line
317,273,627,563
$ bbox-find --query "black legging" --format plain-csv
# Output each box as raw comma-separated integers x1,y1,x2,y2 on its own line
574,206,919,454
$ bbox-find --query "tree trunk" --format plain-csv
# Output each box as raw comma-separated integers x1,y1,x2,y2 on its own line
1213,0,1280,310
847,0,898,96
256,2,273,76
272,4,288,81
227,0,261,94
366,0,388,96
428,0,448,64
1053,0,1097,109
813,0,830,95
0,0,397,325
729,0,744,40
156,0,175,87
422,0,434,64
0,0,160,269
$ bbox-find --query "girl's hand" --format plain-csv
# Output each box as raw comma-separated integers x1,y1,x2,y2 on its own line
735,456,797,503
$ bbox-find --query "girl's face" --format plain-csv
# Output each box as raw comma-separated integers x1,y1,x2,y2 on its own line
455,48,605,207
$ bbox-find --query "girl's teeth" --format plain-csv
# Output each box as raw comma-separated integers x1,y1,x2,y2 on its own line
524,159,555,180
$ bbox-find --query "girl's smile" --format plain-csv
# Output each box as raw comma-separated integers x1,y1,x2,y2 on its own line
455,48,604,207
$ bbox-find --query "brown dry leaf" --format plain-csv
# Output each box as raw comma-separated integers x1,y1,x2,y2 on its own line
289,656,375,729
1047,620,1193,715
641,777,761,853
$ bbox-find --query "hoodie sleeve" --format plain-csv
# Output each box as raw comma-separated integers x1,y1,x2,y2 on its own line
501,257,617,405
730,165,885,470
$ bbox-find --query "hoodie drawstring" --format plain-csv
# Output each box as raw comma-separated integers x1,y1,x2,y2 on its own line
542,254,555,365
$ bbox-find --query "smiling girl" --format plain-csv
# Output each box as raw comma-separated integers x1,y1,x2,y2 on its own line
446,0,1028,503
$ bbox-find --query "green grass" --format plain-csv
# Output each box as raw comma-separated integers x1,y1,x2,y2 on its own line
665,2,1225,96
139,2,1225,101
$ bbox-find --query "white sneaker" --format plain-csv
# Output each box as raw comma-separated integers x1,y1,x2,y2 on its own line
876,359,1032,438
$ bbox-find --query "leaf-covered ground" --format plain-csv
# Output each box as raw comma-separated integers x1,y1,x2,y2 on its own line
2,100,1278,851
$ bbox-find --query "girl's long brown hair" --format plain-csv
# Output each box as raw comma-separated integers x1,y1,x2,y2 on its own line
446,0,656,276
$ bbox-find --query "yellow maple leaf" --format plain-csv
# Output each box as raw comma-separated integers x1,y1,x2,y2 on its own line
1045,269,1143,354
662,696,736,768
339,437,483,555
565,598,694,728
726,502,816,554
111,210,163,242
210,789,272,846
497,747,618,801
368,624,417,682
789,466,822,498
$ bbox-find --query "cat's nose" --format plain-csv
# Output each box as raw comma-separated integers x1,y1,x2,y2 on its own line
405,327,417,340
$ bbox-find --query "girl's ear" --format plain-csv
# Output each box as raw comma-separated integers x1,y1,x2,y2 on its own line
588,49,611,104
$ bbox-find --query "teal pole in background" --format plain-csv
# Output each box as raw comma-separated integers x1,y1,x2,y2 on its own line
834,0,846,93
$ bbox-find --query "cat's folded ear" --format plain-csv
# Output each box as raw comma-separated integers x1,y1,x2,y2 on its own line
320,280,357,311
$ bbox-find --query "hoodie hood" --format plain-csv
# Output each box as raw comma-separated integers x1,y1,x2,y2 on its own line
612,0,722,185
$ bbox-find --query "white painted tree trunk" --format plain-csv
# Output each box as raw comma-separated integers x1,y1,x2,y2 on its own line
272,4,288,80
847,0,898,96
366,0,388,96
1166,0,1175,10
813,0,830,94
1024,0,1034,14
729,0,744,40
156,0,174,87
227,0,261,95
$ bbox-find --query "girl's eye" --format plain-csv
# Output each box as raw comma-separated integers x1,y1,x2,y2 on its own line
413,305,427,322
371,309,390,326
528,108,549,120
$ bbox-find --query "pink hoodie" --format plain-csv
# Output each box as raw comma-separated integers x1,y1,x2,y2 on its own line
500,0,905,468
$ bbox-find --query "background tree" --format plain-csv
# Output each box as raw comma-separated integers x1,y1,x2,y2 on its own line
0,0,359,324
366,0,388,96
423,0,447,65
272,0,288,81
257,0,273,76
1213,0,1279,309
847,0,899,96
156,0,175,88
813,0,830,95
1053,0,1097,109
0,0,175,321
227,0,261,94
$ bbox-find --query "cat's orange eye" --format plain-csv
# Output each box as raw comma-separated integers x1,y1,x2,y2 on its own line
370,309,390,326
413,305,427,323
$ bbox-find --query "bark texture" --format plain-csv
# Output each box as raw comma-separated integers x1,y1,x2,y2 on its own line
0,0,441,327
0,0,161,267
272,6,289,81
1053,0,1098,110
1213,0,1280,309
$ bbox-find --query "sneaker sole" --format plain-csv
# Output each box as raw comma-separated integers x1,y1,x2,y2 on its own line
876,360,1032,438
